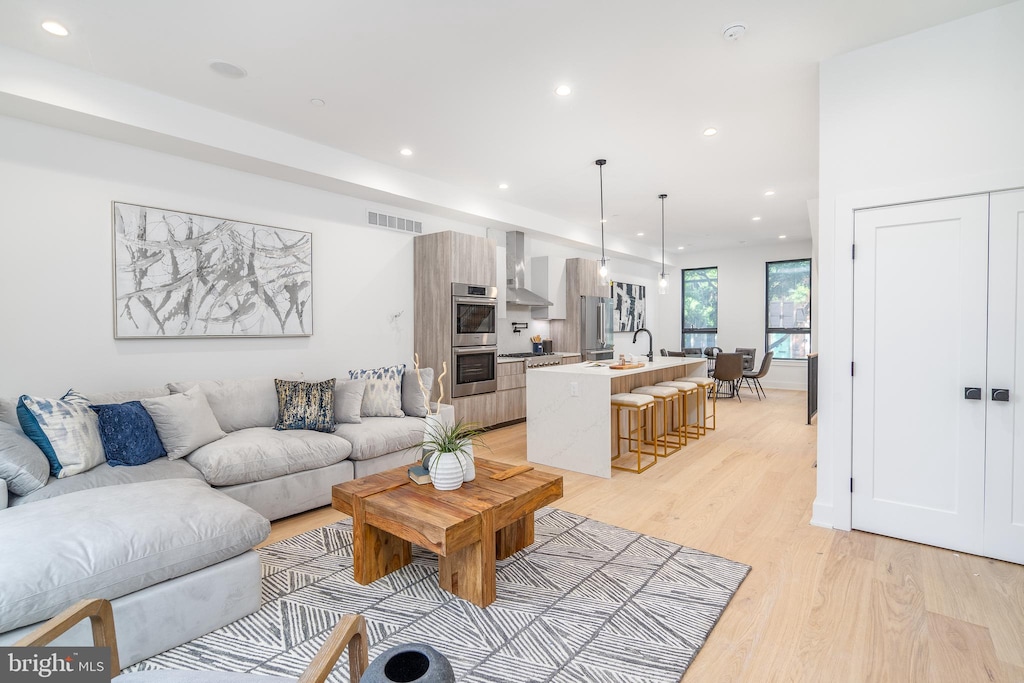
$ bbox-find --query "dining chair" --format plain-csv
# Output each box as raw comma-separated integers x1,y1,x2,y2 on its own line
703,346,722,375
734,347,757,372
712,352,744,402
743,351,774,400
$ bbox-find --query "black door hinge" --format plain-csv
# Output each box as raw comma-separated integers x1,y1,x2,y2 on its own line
850,478,854,493
851,361,855,376
851,244,856,259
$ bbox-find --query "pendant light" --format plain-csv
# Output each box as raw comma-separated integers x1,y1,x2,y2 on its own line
658,193,668,294
595,159,609,280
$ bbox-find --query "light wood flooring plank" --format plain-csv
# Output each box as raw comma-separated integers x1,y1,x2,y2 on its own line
268,388,1024,681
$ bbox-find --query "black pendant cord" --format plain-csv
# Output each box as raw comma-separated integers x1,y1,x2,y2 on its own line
659,193,668,280
596,159,607,268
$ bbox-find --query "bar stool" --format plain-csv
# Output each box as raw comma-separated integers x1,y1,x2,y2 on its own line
631,386,681,458
610,393,657,473
655,380,700,443
678,375,716,434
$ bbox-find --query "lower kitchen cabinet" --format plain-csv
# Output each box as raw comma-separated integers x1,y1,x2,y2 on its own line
560,354,581,365
453,361,526,427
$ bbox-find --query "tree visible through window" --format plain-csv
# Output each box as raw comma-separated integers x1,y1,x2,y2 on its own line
766,259,811,360
682,267,718,350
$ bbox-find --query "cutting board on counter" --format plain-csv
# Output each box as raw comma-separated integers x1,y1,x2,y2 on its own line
609,362,646,370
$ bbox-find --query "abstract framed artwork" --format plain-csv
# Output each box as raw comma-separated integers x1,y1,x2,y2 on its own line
112,202,312,338
611,280,646,332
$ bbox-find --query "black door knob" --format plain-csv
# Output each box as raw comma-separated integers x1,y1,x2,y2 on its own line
964,387,982,400
992,388,1010,402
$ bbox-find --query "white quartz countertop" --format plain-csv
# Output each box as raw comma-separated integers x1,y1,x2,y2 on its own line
526,356,704,377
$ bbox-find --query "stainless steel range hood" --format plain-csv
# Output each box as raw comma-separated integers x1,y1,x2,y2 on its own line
505,231,553,307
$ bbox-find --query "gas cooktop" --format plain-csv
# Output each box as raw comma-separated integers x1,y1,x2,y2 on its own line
498,352,557,358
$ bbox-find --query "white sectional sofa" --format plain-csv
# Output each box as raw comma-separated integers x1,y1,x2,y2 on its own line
0,370,453,667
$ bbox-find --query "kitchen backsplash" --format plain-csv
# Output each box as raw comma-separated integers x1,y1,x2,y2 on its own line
497,307,551,353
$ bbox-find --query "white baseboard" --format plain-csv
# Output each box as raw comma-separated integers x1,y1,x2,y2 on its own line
760,380,807,391
810,500,833,528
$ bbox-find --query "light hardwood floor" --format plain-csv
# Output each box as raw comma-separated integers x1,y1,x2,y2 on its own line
266,389,1024,682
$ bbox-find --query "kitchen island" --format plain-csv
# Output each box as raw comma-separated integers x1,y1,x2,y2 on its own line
526,357,707,478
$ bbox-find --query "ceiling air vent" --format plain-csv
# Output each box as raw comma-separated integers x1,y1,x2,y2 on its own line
368,211,422,234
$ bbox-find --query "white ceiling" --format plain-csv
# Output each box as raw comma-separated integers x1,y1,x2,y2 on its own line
0,0,1013,254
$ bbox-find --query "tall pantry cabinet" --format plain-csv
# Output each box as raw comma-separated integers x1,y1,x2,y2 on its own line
851,189,1024,564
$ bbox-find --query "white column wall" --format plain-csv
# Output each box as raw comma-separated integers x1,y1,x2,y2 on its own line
816,1,1024,528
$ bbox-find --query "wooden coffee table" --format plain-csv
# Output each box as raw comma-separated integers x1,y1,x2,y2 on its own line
332,458,563,608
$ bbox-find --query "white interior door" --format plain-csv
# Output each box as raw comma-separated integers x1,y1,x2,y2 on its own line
852,195,989,554
985,189,1024,564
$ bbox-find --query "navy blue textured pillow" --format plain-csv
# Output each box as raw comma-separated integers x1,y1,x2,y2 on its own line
90,401,166,467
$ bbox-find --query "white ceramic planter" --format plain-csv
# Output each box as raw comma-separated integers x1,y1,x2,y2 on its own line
428,450,466,491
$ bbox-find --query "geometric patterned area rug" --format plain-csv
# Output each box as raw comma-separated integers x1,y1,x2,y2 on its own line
126,508,750,682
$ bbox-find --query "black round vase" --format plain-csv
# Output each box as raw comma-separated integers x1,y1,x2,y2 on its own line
360,643,455,683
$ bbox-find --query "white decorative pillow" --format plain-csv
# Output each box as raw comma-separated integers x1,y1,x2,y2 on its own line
334,379,366,424
0,421,51,494
140,387,226,459
16,389,105,479
349,364,406,417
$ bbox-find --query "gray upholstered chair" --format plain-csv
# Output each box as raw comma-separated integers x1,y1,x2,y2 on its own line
712,352,744,402
734,347,757,372
15,599,369,682
743,351,774,400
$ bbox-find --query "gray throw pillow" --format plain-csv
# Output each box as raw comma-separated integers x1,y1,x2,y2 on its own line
402,367,434,418
141,387,226,459
0,421,50,495
334,379,366,424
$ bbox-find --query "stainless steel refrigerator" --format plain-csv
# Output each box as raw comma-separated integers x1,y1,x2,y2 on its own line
580,296,615,361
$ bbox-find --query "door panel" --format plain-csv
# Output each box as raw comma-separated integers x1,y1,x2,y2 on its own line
986,189,1024,564
852,195,989,554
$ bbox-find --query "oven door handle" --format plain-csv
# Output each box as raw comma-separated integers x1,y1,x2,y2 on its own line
452,345,498,355
453,296,497,306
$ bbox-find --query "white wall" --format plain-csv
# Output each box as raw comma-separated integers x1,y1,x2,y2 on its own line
815,1,1024,528
0,115,486,398
678,240,813,390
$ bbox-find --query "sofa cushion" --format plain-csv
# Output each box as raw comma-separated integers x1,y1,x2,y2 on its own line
0,421,49,495
166,375,302,433
17,390,105,478
334,379,366,424
141,388,226,459
88,386,170,406
402,367,434,418
0,478,269,633
91,401,167,467
332,416,426,461
9,458,204,507
349,364,405,417
274,378,336,433
185,427,352,486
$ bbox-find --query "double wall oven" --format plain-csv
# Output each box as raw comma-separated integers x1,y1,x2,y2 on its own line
451,283,497,397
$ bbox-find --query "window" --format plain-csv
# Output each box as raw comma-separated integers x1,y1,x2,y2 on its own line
766,259,811,359
682,267,718,349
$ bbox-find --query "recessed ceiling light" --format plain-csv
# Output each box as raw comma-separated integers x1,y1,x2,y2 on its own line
677,246,685,250
779,235,787,239
703,127,718,137
498,183,509,190
752,216,761,221
41,20,68,36
399,148,413,156
600,219,607,224
637,232,644,237
764,190,775,196
208,60,247,79
41,21,68,36
555,85,572,96
309,98,326,107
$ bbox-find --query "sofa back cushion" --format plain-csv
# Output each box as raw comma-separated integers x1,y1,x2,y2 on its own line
402,367,434,418
17,390,105,479
0,421,49,496
334,379,366,424
166,375,301,432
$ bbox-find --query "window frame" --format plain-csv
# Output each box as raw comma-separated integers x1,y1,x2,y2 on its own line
681,266,719,349
764,257,812,360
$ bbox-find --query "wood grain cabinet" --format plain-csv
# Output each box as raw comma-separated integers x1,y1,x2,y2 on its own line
550,258,605,354
560,354,581,365
495,361,526,425
413,231,496,406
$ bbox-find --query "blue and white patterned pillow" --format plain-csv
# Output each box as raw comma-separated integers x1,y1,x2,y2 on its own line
16,389,106,478
349,364,406,418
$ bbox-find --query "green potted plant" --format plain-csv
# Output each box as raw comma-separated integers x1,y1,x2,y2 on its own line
421,419,484,490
